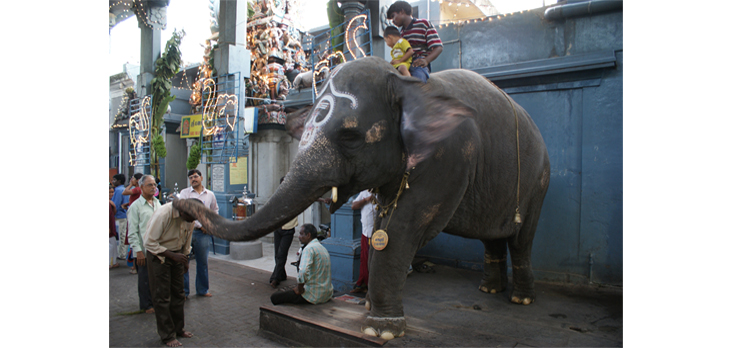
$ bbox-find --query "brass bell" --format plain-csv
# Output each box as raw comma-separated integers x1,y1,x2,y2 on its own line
514,212,522,224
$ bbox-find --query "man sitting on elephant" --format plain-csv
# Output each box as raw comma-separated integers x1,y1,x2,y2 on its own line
270,224,333,305
388,0,443,83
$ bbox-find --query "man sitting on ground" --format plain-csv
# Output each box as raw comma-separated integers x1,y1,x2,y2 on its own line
270,224,333,305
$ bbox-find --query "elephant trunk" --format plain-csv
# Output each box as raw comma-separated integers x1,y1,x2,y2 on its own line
173,171,330,241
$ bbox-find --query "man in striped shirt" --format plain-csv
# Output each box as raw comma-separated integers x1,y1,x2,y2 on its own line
270,224,333,305
388,1,444,83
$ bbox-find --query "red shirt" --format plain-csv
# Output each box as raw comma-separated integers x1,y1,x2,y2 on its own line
128,187,142,207
400,18,443,60
109,203,117,238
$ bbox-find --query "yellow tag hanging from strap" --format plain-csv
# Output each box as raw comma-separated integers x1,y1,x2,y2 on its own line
371,230,389,251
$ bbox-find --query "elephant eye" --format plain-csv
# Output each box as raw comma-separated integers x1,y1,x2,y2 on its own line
337,128,362,149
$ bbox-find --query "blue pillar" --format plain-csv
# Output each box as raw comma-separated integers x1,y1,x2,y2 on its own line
323,198,361,293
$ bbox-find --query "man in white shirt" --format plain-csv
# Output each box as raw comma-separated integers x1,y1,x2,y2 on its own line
350,190,375,293
179,169,219,298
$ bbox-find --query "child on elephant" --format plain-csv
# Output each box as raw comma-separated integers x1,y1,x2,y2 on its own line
384,26,414,77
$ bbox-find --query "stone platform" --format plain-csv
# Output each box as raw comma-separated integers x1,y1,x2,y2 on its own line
257,262,622,347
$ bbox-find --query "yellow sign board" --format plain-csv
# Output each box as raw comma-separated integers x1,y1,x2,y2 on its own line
180,115,203,138
230,157,248,185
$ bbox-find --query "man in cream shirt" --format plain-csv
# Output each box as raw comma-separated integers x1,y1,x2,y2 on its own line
179,169,219,298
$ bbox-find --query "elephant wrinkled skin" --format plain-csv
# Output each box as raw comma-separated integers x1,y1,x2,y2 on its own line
173,57,550,339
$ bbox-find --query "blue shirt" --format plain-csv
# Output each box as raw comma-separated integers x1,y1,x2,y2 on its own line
112,185,128,219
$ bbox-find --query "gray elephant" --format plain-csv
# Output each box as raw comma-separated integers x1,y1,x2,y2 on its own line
173,56,550,340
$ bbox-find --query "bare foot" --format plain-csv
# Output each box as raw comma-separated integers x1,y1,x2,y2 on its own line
145,308,155,314
165,339,182,347
198,293,213,297
178,331,193,338
109,264,120,269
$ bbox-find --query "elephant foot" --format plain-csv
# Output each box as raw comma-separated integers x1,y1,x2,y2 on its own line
478,276,506,294
510,289,535,305
478,284,503,294
361,316,406,340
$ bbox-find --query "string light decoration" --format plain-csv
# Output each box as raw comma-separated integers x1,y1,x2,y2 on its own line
127,96,152,166
199,78,239,136
109,0,135,22
433,2,539,28
345,14,368,59
312,52,346,97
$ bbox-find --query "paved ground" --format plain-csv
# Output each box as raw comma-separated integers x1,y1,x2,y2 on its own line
110,241,622,347
110,241,297,347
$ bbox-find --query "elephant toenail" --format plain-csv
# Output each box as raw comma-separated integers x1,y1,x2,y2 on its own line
380,331,395,340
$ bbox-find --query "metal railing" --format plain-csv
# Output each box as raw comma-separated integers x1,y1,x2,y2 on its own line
308,9,372,103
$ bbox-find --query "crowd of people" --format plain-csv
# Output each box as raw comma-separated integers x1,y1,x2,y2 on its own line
108,2,440,345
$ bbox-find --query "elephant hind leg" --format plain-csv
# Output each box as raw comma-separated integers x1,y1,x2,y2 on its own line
479,238,508,294
507,205,543,305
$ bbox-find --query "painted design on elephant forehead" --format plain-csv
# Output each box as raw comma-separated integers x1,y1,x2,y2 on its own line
343,116,358,128
299,72,359,149
317,65,358,110
365,120,386,143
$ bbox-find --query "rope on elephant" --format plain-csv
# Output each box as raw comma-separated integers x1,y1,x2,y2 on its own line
374,170,412,230
484,253,505,263
488,78,523,224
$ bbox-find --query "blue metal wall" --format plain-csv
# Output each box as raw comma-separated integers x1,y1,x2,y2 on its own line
416,6,623,286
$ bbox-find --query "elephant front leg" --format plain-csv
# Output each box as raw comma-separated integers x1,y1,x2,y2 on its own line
360,227,419,340
479,239,508,294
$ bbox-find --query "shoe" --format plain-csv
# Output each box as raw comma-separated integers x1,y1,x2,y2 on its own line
198,293,213,297
130,268,138,274
270,280,280,288
350,285,367,294
407,265,413,275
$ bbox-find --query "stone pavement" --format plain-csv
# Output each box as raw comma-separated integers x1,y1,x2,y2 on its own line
110,241,622,347
109,241,297,347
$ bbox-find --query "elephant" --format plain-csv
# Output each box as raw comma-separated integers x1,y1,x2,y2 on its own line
173,56,550,340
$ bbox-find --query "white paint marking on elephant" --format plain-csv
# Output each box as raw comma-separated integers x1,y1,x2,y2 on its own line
298,67,360,150
316,65,358,110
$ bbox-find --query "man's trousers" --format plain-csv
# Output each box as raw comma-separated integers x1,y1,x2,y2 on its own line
147,251,186,344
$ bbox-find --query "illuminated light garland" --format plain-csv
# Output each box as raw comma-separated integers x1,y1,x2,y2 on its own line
345,14,368,59
201,79,218,134
312,52,346,97
200,78,239,136
109,0,135,21
127,96,152,166
435,5,543,27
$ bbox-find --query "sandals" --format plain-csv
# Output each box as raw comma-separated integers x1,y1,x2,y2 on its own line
349,285,367,294
130,268,138,274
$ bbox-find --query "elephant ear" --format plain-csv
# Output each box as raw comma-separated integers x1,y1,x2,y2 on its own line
284,104,312,140
393,76,475,171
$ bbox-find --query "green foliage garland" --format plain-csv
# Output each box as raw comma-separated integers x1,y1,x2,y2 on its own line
186,141,202,170
327,0,345,52
149,29,184,179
